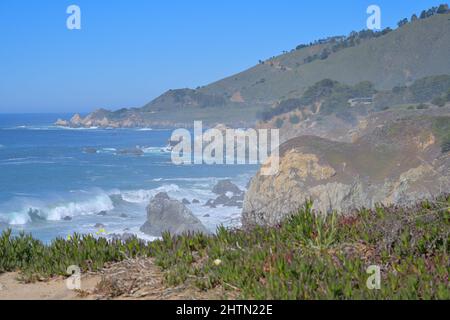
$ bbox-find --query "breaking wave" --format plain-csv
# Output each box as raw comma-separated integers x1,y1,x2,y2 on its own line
141,146,172,154
120,184,182,203
0,190,114,225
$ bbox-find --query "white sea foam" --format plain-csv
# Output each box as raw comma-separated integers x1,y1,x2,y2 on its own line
0,191,114,225
57,126,99,130
0,157,56,166
141,146,170,154
4,125,101,131
136,128,153,131
7,211,32,225
45,194,114,221
96,148,117,154
151,177,231,182
120,184,181,203
6,125,62,131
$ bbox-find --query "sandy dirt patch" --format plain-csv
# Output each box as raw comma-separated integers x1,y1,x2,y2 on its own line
0,258,237,300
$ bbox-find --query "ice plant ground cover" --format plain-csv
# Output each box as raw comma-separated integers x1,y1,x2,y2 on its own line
0,195,449,299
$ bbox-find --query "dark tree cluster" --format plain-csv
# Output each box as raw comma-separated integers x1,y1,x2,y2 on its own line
396,4,449,27
292,3,449,66
374,75,450,111
300,28,393,65
432,87,450,107
260,75,450,123
419,4,449,19
397,18,408,27
258,79,376,122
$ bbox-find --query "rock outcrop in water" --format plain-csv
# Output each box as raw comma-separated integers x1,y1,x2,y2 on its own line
140,192,208,236
243,115,450,227
117,147,144,156
212,180,244,196
205,180,245,208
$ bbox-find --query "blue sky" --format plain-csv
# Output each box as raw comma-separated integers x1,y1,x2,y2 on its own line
0,0,445,113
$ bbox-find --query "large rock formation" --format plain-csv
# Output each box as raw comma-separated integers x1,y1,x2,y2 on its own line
140,192,209,236
243,115,450,227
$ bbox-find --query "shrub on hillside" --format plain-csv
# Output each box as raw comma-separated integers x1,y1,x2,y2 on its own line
289,115,300,124
275,118,284,129
432,96,446,107
437,4,449,14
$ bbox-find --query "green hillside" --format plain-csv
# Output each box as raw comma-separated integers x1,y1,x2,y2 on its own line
200,14,450,104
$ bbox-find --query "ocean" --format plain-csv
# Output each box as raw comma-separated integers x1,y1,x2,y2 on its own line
0,114,257,243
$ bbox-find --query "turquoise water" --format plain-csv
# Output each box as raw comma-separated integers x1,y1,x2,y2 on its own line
0,114,256,243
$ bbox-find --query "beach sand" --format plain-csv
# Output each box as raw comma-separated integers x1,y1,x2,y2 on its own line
0,258,235,300
0,272,100,300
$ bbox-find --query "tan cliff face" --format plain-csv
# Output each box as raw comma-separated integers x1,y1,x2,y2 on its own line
242,115,450,228
277,151,336,181
70,114,83,125
414,133,436,151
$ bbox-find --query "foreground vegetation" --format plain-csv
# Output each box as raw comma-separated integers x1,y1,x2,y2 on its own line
1,196,449,299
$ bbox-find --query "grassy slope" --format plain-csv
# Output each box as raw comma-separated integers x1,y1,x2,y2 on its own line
201,14,450,103
1,196,449,299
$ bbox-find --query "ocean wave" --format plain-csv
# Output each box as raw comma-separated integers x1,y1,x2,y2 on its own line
0,191,114,225
1,156,75,166
120,184,181,203
96,148,117,154
148,175,251,191
141,146,171,154
56,126,100,130
1,157,35,162
2,125,105,131
151,177,230,183
86,146,170,156
46,194,114,221
0,157,57,166
9,125,110,131
4,125,58,131
119,182,217,205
